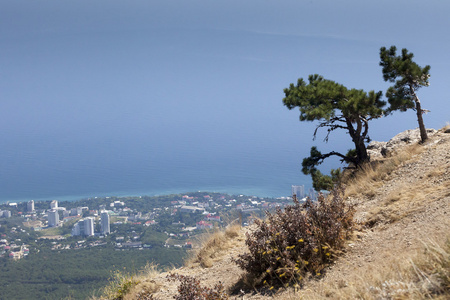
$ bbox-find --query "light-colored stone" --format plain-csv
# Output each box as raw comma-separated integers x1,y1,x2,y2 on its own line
367,141,387,159
370,128,437,158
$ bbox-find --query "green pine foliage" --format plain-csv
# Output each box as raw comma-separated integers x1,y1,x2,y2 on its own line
301,146,343,191
283,74,385,190
234,189,354,289
380,46,431,142
283,75,384,125
308,168,341,192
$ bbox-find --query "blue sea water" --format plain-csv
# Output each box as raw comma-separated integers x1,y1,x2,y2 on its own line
0,123,311,204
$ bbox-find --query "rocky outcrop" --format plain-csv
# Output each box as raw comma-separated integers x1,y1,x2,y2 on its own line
367,128,437,159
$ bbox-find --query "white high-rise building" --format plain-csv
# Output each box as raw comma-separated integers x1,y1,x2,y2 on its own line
84,217,95,236
50,200,58,209
291,185,305,199
48,210,59,227
27,200,35,212
70,207,83,216
100,211,110,234
72,222,81,236
71,220,86,236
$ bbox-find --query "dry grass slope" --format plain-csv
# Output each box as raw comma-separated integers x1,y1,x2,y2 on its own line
95,263,161,300
186,224,242,268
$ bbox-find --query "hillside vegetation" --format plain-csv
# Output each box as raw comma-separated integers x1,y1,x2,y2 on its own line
98,126,450,300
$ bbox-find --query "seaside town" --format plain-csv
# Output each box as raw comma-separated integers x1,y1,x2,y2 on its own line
0,186,312,261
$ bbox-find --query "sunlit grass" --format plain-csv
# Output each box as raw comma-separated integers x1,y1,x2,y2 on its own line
93,263,161,300
186,224,242,268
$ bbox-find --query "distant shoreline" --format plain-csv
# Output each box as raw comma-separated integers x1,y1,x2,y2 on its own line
0,187,293,205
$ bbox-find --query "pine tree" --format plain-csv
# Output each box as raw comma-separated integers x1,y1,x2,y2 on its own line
380,46,431,143
283,74,385,189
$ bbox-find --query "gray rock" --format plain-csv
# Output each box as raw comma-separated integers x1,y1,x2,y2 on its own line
369,128,437,158
367,141,387,150
367,141,387,159
386,128,436,147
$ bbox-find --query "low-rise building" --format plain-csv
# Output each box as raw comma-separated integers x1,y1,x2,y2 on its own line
205,214,221,222
196,221,213,230
121,242,142,248
180,206,205,213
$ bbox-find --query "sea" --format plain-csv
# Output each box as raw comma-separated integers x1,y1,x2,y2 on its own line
0,130,311,204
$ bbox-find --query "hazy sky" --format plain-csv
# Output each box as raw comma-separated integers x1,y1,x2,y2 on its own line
1,0,449,200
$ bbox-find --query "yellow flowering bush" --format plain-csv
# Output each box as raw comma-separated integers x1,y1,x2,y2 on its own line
234,188,354,288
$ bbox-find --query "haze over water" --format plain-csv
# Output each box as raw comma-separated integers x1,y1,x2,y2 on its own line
0,130,306,203
1,1,449,204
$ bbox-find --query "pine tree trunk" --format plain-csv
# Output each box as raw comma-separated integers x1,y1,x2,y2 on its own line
410,84,428,143
355,138,369,166
346,119,369,167
415,100,428,143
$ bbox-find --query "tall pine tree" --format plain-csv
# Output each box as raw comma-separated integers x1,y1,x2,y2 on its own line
380,46,431,143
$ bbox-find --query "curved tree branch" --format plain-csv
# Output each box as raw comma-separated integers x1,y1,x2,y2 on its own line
302,146,357,177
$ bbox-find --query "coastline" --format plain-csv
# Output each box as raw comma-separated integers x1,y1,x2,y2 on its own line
0,185,296,205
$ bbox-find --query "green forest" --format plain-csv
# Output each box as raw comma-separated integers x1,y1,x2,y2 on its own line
0,245,186,299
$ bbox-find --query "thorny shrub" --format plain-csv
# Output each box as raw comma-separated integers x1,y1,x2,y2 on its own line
167,273,229,300
234,188,354,288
